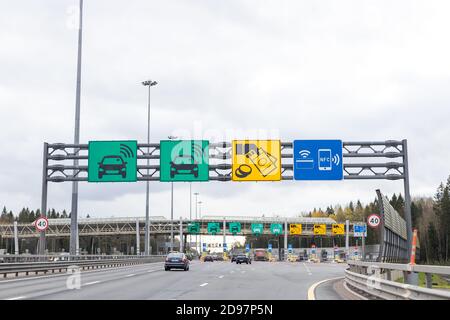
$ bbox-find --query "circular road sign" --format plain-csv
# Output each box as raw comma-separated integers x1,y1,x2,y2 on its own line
35,216,49,232
367,214,381,228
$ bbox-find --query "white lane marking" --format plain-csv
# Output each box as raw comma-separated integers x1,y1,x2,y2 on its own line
85,281,100,286
307,277,344,300
303,263,312,275
125,274,136,277
200,283,208,287
147,270,158,273
5,296,26,300
0,262,165,284
219,275,224,279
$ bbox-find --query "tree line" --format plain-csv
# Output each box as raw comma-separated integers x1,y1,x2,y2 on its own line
0,208,75,223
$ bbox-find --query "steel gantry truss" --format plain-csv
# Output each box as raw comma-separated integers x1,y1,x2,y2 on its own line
39,140,413,263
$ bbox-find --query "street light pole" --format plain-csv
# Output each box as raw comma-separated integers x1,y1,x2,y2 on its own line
198,200,203,254
170,181,174,252
194,192,199,253
167,135,178,253
70,0,84,256
142,80,157,256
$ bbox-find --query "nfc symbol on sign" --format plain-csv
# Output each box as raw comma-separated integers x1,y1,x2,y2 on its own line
367,214,381,228
35,217,49,232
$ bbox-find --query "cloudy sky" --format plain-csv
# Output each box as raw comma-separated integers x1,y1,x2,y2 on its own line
1,1,449,220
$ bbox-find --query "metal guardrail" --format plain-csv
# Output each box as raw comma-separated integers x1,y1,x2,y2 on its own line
0,254,160,263
0,255,166,278
345,260,450,300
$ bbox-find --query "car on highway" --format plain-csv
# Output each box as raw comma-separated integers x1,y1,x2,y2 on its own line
204,255,214,262
164,252,190,271
235,254,251,264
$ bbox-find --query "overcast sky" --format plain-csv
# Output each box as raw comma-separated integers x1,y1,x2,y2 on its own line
1,1,449,220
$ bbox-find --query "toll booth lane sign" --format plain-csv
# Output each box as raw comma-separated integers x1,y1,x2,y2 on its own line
270,223,283,235
313,224,326,235
188,223,200,234
251,223,263,235
88,141,137,182
232,140,281,181
160,140,209,182
207,222,221,235
229,222,241,234
290,224,302,235
293,140,343,180
332,224,345,235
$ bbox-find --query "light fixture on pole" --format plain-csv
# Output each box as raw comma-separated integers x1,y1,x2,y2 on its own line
142,79,158,256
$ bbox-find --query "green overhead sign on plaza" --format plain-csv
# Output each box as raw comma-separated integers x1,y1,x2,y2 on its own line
160,140,209,182
270,223,283,235
251,223,263,235
207,222,220,235
88,140,137,182
229,222,241,234
188,222,200,234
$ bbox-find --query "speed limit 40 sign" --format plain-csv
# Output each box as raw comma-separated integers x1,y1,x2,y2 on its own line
35,216,49,232
367,214,381,228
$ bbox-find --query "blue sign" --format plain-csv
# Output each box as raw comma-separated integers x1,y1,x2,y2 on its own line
268,243,272,252
354,224,367,237
223,243,227,252
245,244,250,252
293,140,343,180
202,243,207,252
288,244,293,253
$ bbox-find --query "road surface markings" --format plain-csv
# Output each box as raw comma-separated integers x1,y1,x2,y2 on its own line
307,277,344,300
147,269,158,273
125,274,136,278
219,275,224,279
200,283,208,287
6,296,26,300
0,263,164,284
85,281,101,286
302,263,312,275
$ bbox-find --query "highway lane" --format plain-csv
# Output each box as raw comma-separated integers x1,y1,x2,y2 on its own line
0,260,350,300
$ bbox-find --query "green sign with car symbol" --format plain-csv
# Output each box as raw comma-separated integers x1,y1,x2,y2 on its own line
160,140,209,182
88,141,137,182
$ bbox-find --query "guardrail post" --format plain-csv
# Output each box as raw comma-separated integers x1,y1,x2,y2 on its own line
345,220,349,260
136,218,140,255
425,273,432,288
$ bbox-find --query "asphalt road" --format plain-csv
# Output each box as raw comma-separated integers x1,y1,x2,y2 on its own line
0,260,351,300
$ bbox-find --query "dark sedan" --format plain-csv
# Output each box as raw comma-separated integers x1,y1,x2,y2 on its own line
165,252,190,271
235,254,251,264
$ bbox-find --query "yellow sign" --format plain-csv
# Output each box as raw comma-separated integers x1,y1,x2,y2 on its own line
290,224,302,235
332,224,345,235
313,224,326,235
232,140,281,181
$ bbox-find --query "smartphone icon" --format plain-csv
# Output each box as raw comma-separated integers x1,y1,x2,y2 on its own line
246,148,277,177
318,149,332,171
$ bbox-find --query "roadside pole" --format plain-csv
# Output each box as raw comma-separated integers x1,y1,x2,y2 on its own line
345,220,349,260
13,221,19,255
179,217,183,253
135,218,140,255
223,218,226,257
284,219,288,261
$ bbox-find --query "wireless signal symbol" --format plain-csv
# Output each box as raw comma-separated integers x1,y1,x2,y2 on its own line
191,143,204,162
120,144,134,158
332,154,340,166
299,150,311,159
